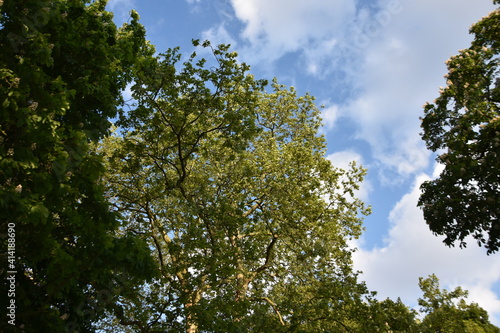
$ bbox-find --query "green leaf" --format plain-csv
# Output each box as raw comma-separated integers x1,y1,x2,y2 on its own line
29,202,50,224
52,158,67,180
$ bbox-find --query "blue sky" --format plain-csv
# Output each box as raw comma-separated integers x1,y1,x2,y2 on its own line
107,0,500,323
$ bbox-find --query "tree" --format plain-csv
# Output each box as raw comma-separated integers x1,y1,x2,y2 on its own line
0,1,157,331
419,1,500,254
97,41,371,332
358,297,419,332
418,274,500,333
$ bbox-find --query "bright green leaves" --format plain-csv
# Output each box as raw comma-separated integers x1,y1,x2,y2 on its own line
417,275,500,333
419,4,500,254
359,297,419,332
418,274,469,314
99,41,370,332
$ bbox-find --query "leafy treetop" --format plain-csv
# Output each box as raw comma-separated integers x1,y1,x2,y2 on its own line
419,1,500,254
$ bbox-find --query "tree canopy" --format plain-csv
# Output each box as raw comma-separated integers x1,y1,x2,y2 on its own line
97,40,371,332
419,1,500,253
0,1,157,331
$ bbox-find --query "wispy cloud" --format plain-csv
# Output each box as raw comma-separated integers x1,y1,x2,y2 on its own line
229,0,356,63
339,0,496,181
320,103,340,130
201,24,238,49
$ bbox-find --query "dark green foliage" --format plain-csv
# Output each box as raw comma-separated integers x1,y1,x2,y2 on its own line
419,3,500,253
0,1,157,331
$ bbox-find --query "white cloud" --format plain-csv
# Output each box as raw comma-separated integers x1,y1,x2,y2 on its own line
229,0,356,63
225,0,416,75
346,87,431,181
320,103,340,130
327,150,363,173
303,38,339,77
353,171,500,325
432,159,445,178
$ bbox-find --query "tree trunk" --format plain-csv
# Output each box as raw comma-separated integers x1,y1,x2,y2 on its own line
185,288,202,333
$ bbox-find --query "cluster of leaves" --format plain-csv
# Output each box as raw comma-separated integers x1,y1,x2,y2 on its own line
419,1,500,253
417,274,500,333
0,1,157,331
